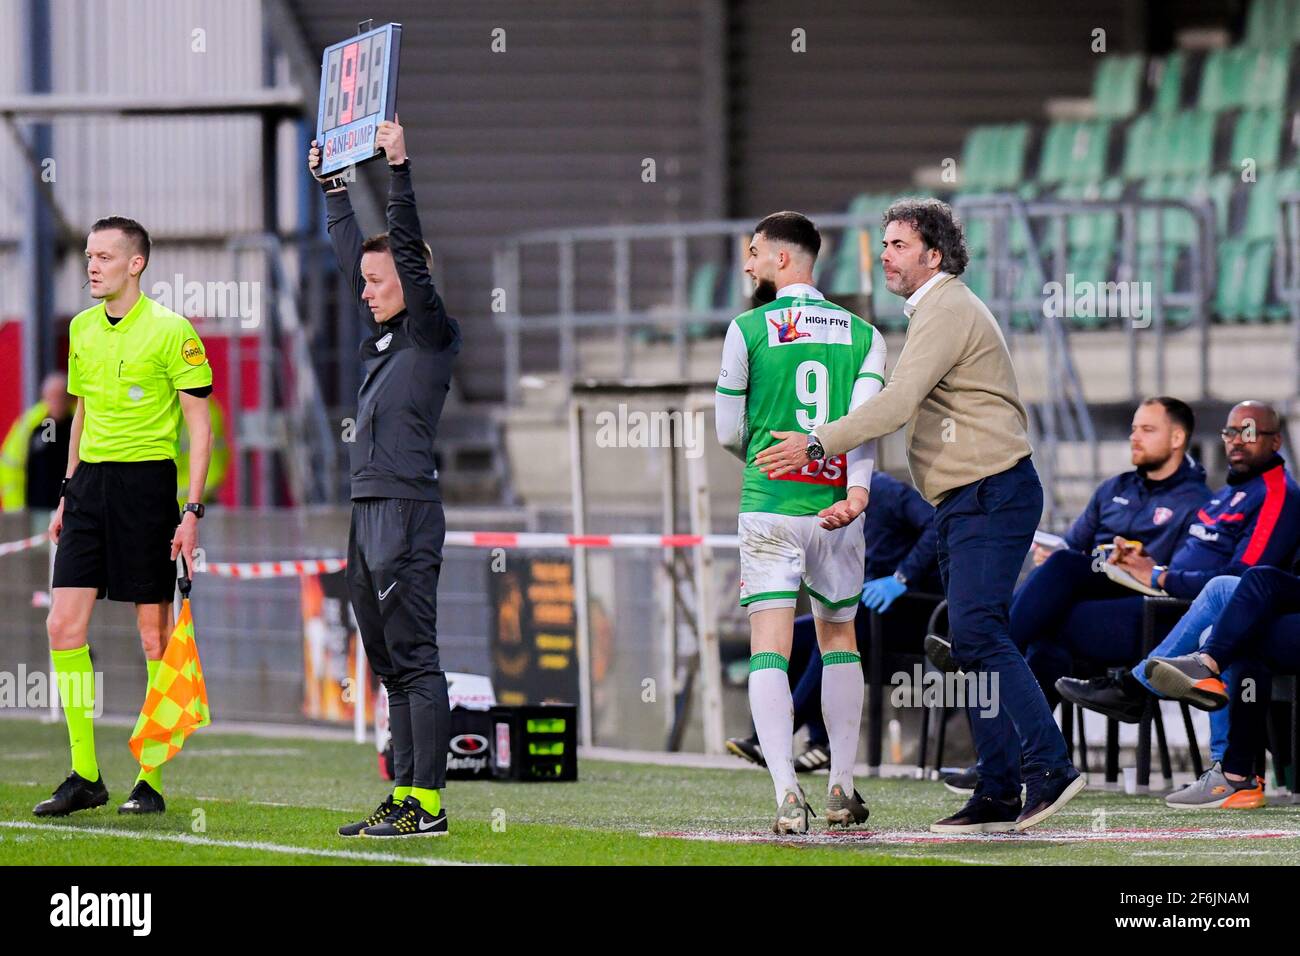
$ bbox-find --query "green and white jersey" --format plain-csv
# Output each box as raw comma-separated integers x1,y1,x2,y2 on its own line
715,283,886,516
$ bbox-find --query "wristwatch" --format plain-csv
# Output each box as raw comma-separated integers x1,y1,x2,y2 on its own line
806,432,825,462
319,173,349,192
1150,565,1167,589
893,570,909,586
183,502,205,520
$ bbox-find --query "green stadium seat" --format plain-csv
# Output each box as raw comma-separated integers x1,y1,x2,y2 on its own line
1214,237,1276,322
1201,47,1290,112
1172,110,1215,177
1040,119,1111,184
688,262,719,312
1093,54,1145,119
1229,108,1284,173
1151,52,1187,114
1244,0,1297,47
961,124,1029,191
1123,111,1170,179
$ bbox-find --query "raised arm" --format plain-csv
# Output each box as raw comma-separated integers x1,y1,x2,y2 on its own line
309,139,366,303
377,119,457,351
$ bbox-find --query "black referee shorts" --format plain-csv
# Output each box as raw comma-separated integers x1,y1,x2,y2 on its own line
52,460,180,604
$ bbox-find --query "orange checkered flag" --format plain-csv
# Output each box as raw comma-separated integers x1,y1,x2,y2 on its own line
128,565,210,771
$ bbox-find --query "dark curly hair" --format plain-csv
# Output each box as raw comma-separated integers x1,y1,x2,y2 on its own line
881,198,969,276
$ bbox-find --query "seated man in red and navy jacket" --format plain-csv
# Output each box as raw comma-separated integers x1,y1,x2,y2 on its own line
1017,400,1300,713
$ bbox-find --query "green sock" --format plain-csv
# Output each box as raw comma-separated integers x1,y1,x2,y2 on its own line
409,787,440,814
392,785,412,802
134,659,163,793
51,646,99,781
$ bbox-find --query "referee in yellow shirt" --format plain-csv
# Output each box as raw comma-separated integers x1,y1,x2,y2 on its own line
34,216,213,818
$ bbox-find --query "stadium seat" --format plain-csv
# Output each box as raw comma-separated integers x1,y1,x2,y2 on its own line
1229,107,1284,172
1093,53,1145,119
1244,0,1300,47
688,262,720,312
1039,119,1112,184
1151,51,1188,114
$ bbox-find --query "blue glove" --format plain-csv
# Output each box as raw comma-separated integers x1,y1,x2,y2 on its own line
860,575,907,613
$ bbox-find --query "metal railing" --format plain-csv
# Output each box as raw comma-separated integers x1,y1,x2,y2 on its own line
492,195,1217,520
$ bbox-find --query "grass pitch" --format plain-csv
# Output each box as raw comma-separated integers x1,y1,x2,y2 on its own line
2,717,1298,865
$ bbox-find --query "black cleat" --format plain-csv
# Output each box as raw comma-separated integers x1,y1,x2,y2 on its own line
362,796,448,837
118,780,166,815
924,634,958,673
33,771,108,817
338,795,399,837
794,742,831,773
724,735,766,767
1056,669,1148,723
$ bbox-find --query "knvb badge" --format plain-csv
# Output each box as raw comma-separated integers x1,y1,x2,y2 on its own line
316,23,403,176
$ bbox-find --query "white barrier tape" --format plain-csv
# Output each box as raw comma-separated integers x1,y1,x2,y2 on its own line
2,530,740,578
443,531,741,550
0,534,46,557
201,558,348,578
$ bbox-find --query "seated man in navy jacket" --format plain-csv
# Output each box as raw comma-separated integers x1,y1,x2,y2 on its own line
1010,398,1209,708
725,470,941,771
1022,400,1300,716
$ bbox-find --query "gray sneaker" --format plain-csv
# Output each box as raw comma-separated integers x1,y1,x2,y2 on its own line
824,784,870,828
773,789,812,834
1165,762,1265,810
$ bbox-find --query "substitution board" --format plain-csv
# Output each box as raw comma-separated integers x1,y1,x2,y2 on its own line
316,22,402,175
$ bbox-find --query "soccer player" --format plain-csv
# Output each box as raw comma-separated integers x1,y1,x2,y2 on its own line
311,117,461,838
715,211,885,833
35,216,213,817
757,199,1081,833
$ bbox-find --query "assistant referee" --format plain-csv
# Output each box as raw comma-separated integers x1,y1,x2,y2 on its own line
311,116,461,839
36,216,213,818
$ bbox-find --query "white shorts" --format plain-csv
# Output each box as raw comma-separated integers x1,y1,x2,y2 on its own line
737,511,865,623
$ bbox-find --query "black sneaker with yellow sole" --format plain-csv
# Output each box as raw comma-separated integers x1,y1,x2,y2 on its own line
362,795,448,837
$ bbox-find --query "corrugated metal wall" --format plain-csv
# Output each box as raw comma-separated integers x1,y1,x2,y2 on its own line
44,0,268,316
288,0,724,401
731,0,1141,215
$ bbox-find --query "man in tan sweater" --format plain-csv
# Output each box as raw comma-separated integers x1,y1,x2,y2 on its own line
758,199,1082,833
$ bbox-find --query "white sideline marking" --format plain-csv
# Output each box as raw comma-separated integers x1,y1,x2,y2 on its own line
647,826,1300,846
183,748,303,758
0,821,481,865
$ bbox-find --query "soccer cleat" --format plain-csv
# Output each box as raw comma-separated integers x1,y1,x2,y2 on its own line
1144,653,1228,711
118,780,165,815
362,795,448,837
794,742,831,773
1165,762,1266,810
824,784,869,828
724,735,766,767
33,771,108,817
1056,671,1148,723
930,794,1020,833
1015,766,1085,831
942,767,978,795
924,633,958,673
338,795,400,837
772,789,814,835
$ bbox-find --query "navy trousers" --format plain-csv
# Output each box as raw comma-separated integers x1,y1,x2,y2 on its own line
1011,549,1156,711
935,457,1071,799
